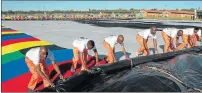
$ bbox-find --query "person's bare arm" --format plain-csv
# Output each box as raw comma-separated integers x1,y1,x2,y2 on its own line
190,35,195,47
200,36,202,44
153,39,158,54
93,49,99,64
176,37,179,47
143,39,150,54
200,36,202,42
35,64,54,87
170,38,175,50
188,35,192,46
112,47,116,62
52,60,64,80
121,46,127,56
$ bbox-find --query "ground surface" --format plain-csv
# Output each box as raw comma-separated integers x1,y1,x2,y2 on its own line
2,20,202,60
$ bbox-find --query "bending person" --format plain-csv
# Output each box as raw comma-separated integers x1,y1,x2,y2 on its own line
103,35,129,64
136,27,158,56
71,37,99,72
161,28,183,53
188,28,201,47
176,27,201,51
25,46,64,92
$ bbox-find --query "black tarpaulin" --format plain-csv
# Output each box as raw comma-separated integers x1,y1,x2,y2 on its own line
39,46,202,92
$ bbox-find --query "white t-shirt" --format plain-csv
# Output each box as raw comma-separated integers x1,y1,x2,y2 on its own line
26,47,55,65
104,35,124,48
73,37,96,52
183,28,201,36
163,28,179,38
138,29,157,39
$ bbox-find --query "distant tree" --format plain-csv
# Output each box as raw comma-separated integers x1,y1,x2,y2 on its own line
130,8,135,11
70,9,74,12
189,8,195,11
8,10,14,14
91,9,96,11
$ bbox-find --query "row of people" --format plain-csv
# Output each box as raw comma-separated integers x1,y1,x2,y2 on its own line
25,27,201,91
136,27,201,56
72,27,201,72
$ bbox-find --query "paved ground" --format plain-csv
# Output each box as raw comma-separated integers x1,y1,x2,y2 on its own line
2,20,202,60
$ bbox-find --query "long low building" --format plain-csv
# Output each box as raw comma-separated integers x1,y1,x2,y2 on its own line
140,10,195,20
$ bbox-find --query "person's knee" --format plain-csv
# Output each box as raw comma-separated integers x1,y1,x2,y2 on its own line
106,55,114,64
108,59,114,64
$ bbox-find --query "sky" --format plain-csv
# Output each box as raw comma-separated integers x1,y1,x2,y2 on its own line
2,1,202,11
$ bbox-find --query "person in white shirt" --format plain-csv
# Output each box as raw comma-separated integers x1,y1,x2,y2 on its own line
178,27,202,50
136,27,158,56
25,46,64,92
103,35,129,64
161,28,183,53
72,37,99,72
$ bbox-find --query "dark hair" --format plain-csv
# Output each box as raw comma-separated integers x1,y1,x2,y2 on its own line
179,30,183,33
194,27,199,31
88,40,95,48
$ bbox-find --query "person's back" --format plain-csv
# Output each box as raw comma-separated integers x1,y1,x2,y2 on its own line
73,37,90,52
26,47,41,64
104,35,119,48
162,28,179,38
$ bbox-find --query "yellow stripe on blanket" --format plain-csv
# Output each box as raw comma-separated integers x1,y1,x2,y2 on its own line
2,41,52,55
2,31,23,35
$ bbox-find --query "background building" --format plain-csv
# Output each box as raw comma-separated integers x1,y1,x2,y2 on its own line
140,10,195,20
197,10,202,19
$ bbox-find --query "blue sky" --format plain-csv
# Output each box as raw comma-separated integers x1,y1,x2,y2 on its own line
2,1,202,11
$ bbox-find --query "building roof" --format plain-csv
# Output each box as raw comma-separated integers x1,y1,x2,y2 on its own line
169,10,194,15
141,10,194,15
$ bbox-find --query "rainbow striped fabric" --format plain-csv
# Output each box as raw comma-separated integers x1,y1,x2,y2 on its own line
1,26,74,92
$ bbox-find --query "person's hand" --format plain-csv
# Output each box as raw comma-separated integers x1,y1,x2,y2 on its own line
171,47,176,51
114,58,117,62
59,74,65,81
174,48,178,52
48,81,55,87
95,63,101,66
155,50,159,54
85,68,92,73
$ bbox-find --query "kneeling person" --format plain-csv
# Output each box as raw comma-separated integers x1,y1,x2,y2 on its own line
25,46,64,92
72,37,99,72
184,28,201,47
136,27,158,56
161,28,183,53
103,35,129,64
